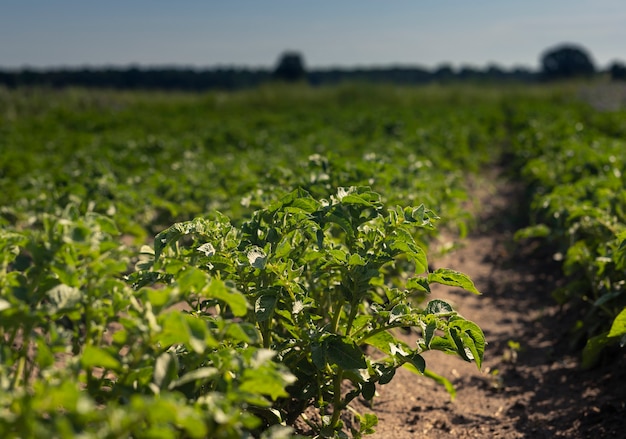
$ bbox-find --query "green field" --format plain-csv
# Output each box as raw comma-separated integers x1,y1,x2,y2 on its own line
1,83,625,438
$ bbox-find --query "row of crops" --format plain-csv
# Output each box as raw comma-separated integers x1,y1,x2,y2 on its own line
0,84,625,437
506,100,626,368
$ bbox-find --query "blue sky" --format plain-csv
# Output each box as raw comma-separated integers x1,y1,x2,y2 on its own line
1,0,625,70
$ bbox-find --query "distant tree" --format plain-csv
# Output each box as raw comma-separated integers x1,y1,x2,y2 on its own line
609,61,626,81
433,64,454,82
485,64,506,80
540,44,595,80
458,65,480,80
273,51,306,82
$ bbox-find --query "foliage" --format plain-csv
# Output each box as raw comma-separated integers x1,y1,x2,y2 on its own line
3,82,624,436
132,187,483,436
0,84,498,437
0,208,299,438
509,100,626,367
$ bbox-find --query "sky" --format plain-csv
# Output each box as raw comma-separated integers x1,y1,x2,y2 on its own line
1,0,625,71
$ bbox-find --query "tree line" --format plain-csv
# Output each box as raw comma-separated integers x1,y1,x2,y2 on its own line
1,44,624,90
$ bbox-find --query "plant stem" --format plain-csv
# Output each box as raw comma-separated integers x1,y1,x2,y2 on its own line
345,302,359,336
329,369,344,429
12,356,26,390
356,323,405,344
331,298,345,334
261,321,272,349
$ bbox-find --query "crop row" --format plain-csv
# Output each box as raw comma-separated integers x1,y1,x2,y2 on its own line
507,98,626,368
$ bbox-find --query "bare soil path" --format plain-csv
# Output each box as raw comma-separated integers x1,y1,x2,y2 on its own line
356,170,626,438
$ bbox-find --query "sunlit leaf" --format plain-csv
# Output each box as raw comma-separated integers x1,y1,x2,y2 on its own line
428,269,481,295
608,307,626,338
81,345,121,372
153,351,178,391
207,278,248,317
425,299,454,315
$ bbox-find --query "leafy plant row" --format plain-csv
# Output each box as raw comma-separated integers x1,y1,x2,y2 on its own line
1,85,502,240
507,99,626,367
0,190,484,437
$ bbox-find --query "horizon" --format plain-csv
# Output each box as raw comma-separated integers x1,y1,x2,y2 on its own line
2,1,625,71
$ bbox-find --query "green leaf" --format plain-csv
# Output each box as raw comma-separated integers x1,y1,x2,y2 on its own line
326,336,367,369
593,291,623,308
388,229,428,274
36,338,55,369
89,213,120,236
361,381,376,401
422,317,437,347
407,276,430,293
240,351,296,400
255,294,278,322
362,330,398,355
428,336,458,354
340,193,376,207
177,266,209,293
225,322,260,345
153,351,179,391
145,286,174,308
449,317,485,368
404,204,438,229
358,413,379,434
45,284,82,314
325,209,355,239
514,224,551,241
582,332,613,370
81,345,121,372
608,307,626,338
389,304,411,324
348,253,366,266
168,367,218,390
311,342,327,370
424,299,454,315
403,352,426,374
329,248,348,263
185,314,216,353
154,218,212,261
268,188,319,214
157,312,217,353
428,269,481,295
290,196,322,213
274,238,292,259
207,278,248,317
154,223,194,261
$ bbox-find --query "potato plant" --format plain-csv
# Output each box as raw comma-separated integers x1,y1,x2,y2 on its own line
133,187,484,437
0,208,297,438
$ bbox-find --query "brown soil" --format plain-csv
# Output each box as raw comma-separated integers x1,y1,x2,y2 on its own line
352,170,626,438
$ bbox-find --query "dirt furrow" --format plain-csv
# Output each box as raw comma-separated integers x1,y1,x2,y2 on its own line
358,171,626,438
